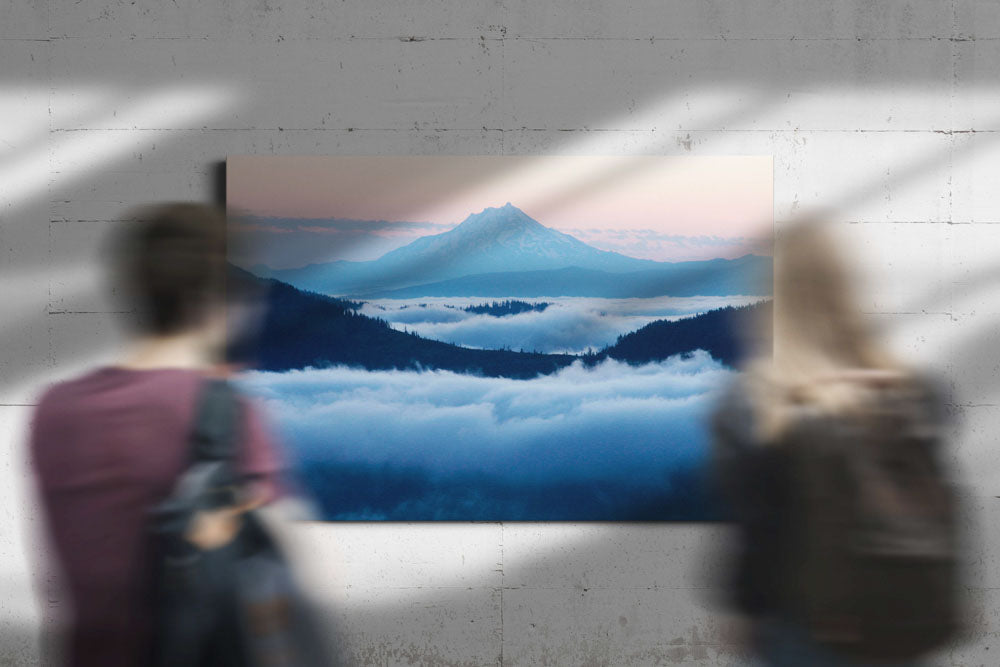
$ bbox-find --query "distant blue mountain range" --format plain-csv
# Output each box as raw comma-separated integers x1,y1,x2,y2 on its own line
252,203,771,298
366,258,771,299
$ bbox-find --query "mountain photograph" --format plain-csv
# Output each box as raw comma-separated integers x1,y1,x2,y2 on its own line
228,155,773,520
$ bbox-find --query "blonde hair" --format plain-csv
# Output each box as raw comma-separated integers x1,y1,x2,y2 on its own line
747,220,904,441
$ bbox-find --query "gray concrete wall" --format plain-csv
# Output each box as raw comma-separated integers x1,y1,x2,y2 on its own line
2,1,999,664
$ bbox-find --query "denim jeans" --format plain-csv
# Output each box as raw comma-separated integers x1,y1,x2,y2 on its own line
748,618,923,667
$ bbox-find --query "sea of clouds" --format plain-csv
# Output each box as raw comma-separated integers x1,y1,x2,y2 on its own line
238,352,736,519
358,295,763,354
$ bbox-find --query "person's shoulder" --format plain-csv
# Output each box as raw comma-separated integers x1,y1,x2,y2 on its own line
29,368,123,449
35,366,205,413
715,373,762,418
711,375,761,446
904,369,950,403
33,367,109,412
893,369,952,427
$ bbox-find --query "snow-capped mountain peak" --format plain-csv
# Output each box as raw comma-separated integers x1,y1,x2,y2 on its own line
373,203,659,278
267,203,665,295
450,203,545,237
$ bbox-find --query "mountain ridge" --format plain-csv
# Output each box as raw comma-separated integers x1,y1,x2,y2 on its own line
263,203,673,295
234,267,770,377
358,254,771,299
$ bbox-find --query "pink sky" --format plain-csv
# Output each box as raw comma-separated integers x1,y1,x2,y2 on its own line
226,155,772,265
228,155,771,235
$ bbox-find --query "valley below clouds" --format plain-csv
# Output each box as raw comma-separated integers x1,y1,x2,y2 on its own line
238,352,735,520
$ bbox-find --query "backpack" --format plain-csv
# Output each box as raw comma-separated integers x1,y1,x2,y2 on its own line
781,376,962,661
148,378,334,667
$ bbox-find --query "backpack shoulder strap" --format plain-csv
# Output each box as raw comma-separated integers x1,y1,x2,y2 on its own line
189,378,241,465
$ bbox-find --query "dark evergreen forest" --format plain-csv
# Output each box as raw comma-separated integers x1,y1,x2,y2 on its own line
463,299,551,316
237,268,772,377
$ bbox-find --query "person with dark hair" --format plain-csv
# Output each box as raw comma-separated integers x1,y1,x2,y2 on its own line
29,203,285,666
121,204,227,328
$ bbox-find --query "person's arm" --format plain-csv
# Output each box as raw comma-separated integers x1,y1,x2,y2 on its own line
711,384,789,618
235,395,287,504
184,394,287,550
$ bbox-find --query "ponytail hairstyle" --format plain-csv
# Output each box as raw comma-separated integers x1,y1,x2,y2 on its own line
745,219,904,442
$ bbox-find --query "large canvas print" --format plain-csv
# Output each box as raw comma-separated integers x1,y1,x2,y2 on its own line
227,156,772,520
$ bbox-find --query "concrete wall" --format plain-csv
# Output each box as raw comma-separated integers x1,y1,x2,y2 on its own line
2,1,999,664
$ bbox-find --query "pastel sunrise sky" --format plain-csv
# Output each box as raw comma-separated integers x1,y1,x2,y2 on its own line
227,155,772,266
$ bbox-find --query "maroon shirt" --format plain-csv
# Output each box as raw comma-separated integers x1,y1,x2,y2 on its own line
30,366,284,667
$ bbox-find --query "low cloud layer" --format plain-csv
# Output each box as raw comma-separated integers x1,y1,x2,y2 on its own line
360,295,763,354
562,228,770,262
239,354,735,519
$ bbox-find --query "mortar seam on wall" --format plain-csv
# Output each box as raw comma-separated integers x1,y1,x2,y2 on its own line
950,0,958,228
11,37,992,43
45,128,997,133
499,522,504,666
499,1,507,158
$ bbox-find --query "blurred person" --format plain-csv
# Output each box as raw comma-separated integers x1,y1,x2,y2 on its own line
711,220,964,666
29,204,286,666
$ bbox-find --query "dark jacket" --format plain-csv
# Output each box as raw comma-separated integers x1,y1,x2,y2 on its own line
709,373,952,619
